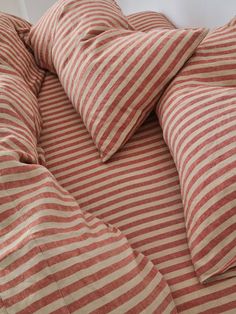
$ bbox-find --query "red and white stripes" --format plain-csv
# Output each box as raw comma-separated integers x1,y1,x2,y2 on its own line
0,12,45,96
0,11,179,314
157,18,236,283
1,157,176,313
0,17,177,314
39,72,236,314
28,0,132,73
0,68,42,162
2,5,236,313
127,11,175,31
28,0,206,162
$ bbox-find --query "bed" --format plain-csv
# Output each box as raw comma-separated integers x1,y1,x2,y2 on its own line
1,1,236,313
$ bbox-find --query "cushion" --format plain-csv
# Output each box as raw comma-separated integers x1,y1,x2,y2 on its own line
127,11,175,32
0,12,45,96
28,0,206,162
157,17,236,283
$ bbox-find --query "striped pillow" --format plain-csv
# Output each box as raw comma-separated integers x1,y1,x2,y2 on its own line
28,0,131,73
28,0,207,162
0,12,45,96
127,11,175,31
157,18,236,283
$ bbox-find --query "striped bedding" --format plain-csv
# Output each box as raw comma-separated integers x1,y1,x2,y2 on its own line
0,12,45,95
157,17,236,284
28,0,206,162
39,72,236,313
1,95,175,313
1,7,236,314
0,11,177,314
127,11,176,31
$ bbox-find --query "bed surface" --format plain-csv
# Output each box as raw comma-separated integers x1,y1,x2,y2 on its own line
39,73,236,313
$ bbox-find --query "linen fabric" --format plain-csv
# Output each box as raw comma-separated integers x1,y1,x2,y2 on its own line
39,71,236,313
28,0,206,161
0,12,45,95
157,18,236,283
127,11,176,31
0,51,177,314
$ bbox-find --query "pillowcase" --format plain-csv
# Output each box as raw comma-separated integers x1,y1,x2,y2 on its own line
127,11,176,32
28,0,132,73
28,0,207,162
0,12,45,96
157,17,236,283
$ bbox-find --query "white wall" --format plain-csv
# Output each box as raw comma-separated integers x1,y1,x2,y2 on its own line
23,0,56,24
117,0,236,29
0,0,56,23
0,0,23,17
0,0,235,28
